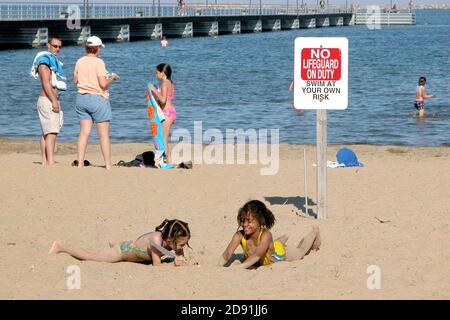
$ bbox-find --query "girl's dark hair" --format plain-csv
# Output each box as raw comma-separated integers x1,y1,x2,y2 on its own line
418,76,426,85
156,63,172,80
237,200,276,229
155,219,190,243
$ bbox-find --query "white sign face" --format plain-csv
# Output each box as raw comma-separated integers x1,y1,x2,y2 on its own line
294,37,348,110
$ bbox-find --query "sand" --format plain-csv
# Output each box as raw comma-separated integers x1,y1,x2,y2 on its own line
0,137,449,299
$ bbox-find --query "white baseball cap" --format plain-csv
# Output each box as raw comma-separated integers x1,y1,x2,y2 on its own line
86,36,105,48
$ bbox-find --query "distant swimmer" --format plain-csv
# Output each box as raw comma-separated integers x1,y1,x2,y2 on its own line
160,36,169,47
415,76,436,117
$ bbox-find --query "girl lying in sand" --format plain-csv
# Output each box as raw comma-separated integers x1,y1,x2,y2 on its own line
219,200,321,269
49,219,193,266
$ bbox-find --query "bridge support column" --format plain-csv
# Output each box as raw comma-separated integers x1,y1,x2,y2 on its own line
344,15,355,26
209,21,219,36
117,25,130,42
163,22,193,37
232,21,241,34
281,18,299,30
194,21,219,36
329,17,344,26
300,18,316,28
241,19,262,32
255,20,262,32
77,26,91,44
316,17,330,27
263,19,281,31
231,21,241,34
182,22,193,37
32,28,48,47
151,24,163,39
218,20,241,34
130,23,162,40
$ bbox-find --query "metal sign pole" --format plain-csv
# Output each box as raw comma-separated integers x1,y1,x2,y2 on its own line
316,109,327,219
304,148,308,216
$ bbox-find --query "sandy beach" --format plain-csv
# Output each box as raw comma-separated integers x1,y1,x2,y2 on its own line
0,137,449,299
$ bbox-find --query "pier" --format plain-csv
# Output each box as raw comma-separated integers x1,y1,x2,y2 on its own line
0,3,353,48
0,2,415,48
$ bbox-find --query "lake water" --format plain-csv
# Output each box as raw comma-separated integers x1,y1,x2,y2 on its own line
0,10,449,146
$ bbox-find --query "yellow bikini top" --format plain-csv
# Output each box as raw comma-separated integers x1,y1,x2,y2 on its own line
240,229,273,266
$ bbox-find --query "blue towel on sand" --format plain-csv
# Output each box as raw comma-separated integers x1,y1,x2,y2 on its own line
336,147,364,167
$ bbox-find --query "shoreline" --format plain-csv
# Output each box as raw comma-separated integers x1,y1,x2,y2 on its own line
1,136,449,155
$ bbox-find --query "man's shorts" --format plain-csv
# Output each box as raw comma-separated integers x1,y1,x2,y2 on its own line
75,93,112,123
37,96,63,135
414,101,424,110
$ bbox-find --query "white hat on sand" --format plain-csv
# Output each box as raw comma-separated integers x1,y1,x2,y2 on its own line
86,36,105,48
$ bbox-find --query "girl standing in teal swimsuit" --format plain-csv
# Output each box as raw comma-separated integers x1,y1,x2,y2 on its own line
49,219,191,266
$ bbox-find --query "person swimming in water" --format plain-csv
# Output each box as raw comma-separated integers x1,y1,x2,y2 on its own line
160,36,168,47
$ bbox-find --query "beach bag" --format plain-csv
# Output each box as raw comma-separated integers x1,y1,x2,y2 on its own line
115,151,155,167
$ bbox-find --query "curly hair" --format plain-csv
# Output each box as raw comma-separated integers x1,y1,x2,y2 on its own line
237,200,276,229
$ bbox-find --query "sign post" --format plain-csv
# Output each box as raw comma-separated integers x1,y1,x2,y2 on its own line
316,109,327,219
294,37,348,219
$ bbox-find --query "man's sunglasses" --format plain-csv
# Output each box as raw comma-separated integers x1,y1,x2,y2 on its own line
50,44,62,49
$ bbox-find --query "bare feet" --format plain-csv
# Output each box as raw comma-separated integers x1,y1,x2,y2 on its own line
108,240,119,248
275,234,289,245
311,226,321,251
48,241,61,254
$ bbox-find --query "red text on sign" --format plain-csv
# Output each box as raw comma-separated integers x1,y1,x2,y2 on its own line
301,48,341,81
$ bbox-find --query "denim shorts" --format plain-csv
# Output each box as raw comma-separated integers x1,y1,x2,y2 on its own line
75,93,112,122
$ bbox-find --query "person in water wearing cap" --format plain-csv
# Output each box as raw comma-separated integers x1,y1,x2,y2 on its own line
219,200,321,269
73,36,120,169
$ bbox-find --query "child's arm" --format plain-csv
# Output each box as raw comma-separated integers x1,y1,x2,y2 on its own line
148,239,182,267
174,249,188,266
219,232,242,266
150,249,179,267
235,256,260,269
235,231,272,269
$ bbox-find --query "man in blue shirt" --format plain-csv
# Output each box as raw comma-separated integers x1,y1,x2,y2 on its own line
32,36,65,166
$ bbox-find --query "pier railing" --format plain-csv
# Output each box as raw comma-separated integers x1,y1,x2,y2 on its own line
0,3,352,20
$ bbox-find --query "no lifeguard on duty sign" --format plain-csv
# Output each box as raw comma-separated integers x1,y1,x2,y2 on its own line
294,37,348,110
